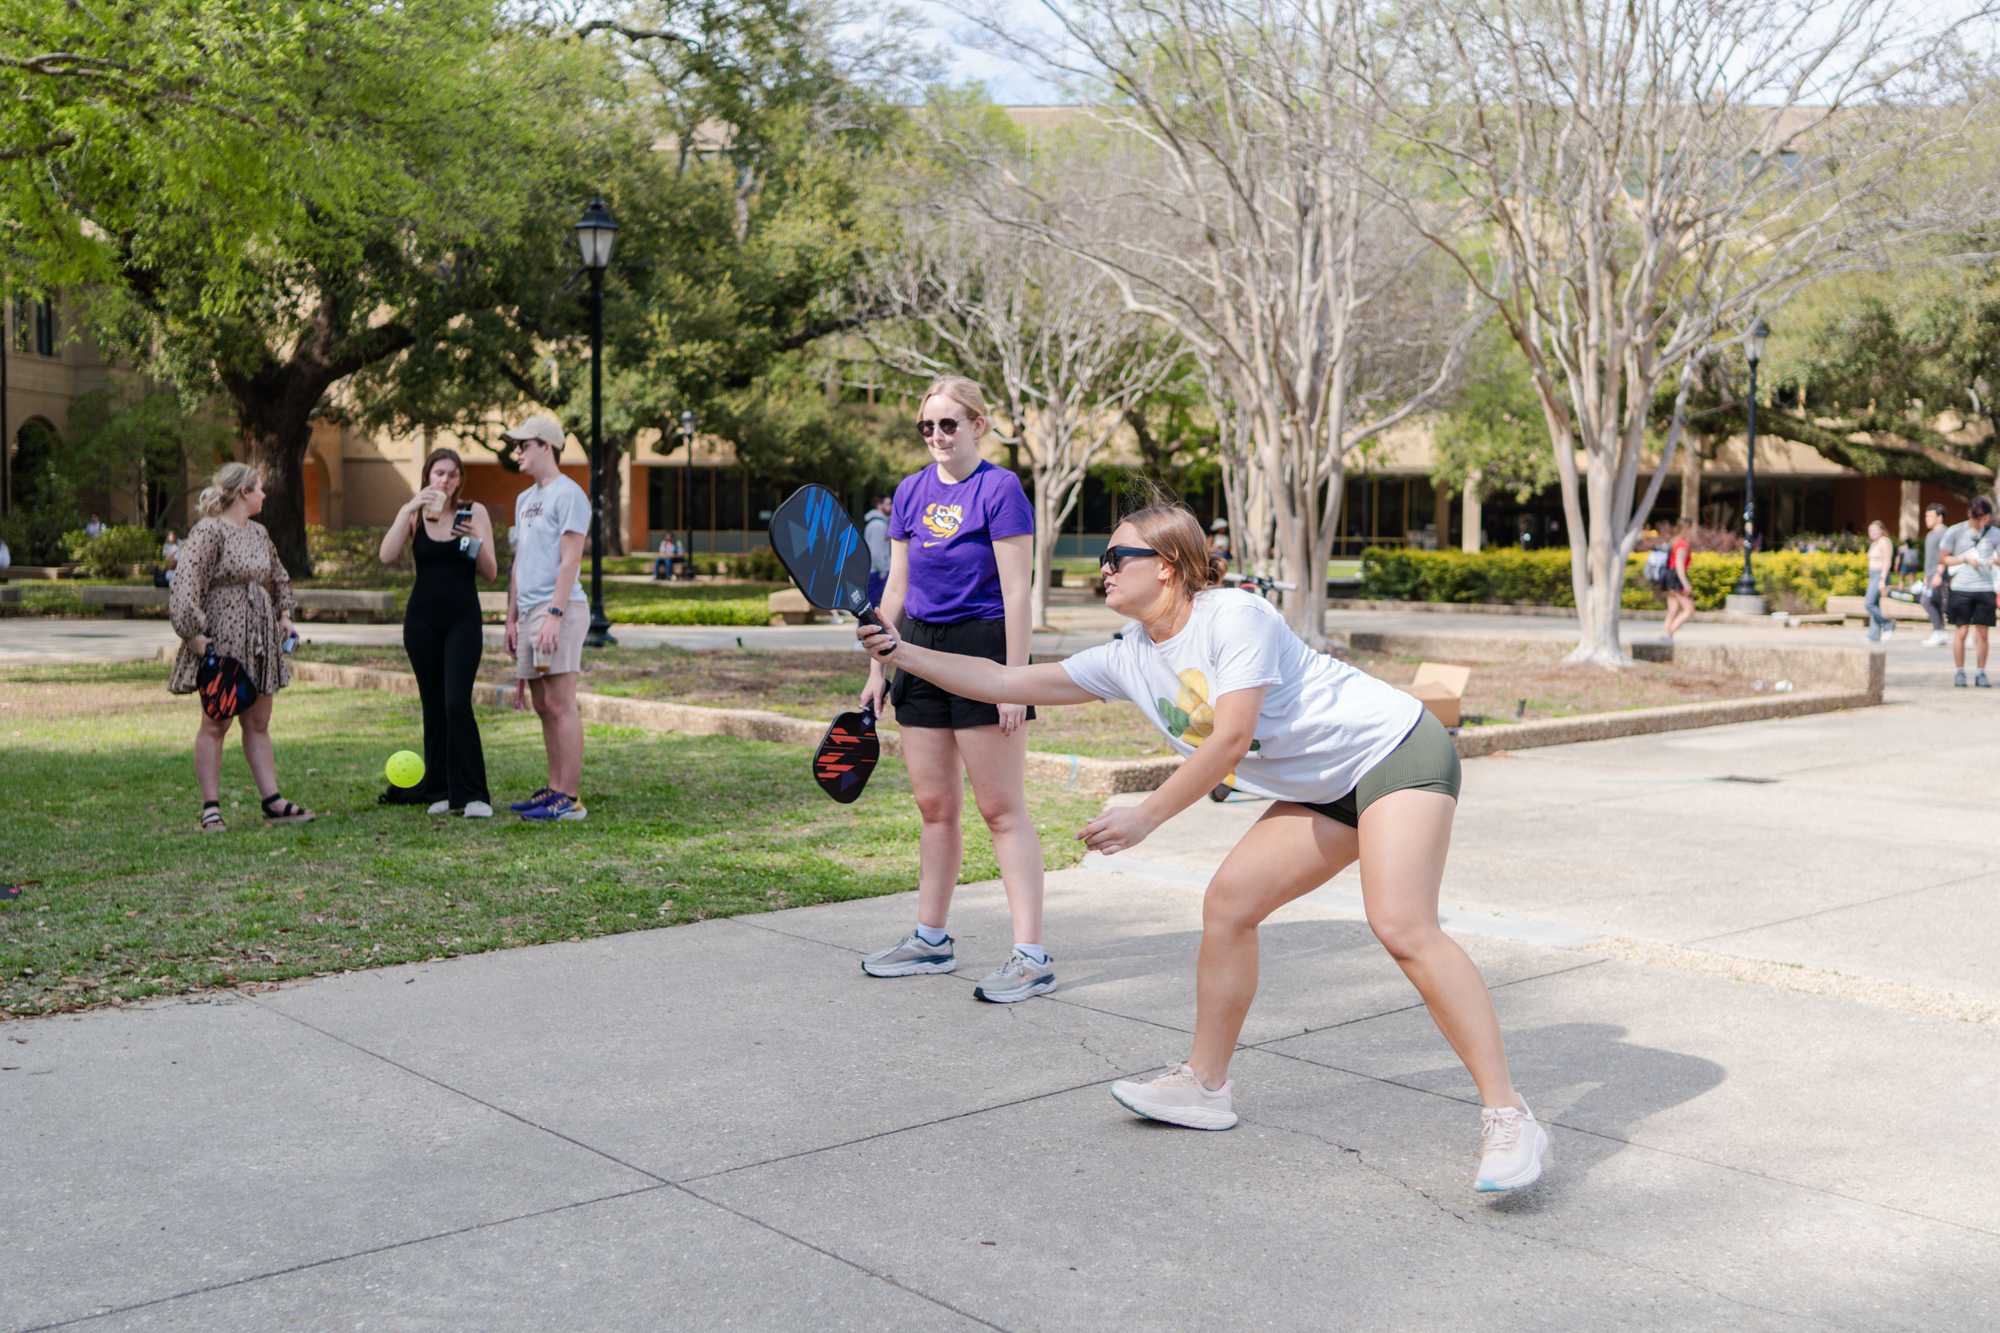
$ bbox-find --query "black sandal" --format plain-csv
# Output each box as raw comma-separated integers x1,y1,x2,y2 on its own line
260,792,316,825
198,801,226,833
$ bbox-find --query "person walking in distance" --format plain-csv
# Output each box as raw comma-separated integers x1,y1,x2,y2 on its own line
503,413,592,820
1920,502,1950,647
1863,519,1896,643
1939,496,1998,688
862,494,892,608
1661,521,1695,640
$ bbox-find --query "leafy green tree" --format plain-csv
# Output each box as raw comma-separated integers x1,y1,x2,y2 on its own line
360,0,908,551
1430,329,1558,506
4,1,608,574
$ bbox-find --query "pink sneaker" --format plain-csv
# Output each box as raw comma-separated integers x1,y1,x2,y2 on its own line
1109,1062,1237,1130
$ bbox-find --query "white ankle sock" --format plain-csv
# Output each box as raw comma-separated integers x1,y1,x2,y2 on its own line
914,923,949,946
1015,943,1049,964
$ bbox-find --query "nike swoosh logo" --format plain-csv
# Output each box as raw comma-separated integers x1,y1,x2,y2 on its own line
923,541,939,547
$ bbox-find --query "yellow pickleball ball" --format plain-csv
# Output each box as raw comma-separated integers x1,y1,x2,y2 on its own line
385,750,425,789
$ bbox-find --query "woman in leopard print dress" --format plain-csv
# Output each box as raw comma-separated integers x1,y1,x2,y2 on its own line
169,462,315,831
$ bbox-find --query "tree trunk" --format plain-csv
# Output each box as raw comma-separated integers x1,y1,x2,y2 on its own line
1031,487,1059,631
240,407,316,579
1564,454,1628,669
598,438,629,557
1679,438,1702,525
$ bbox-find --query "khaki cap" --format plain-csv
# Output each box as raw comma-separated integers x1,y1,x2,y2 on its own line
502,412,566,454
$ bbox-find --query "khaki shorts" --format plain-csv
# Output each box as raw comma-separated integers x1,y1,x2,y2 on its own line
516,601,588,679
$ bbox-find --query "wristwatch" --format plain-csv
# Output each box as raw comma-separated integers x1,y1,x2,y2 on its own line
547,607,564,618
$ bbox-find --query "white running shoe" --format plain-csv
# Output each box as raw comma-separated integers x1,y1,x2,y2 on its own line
1475,1103,1551,1193
1925,630,1949,647
462,801,493,818
1109,1062,1238,1130
427,800,451,815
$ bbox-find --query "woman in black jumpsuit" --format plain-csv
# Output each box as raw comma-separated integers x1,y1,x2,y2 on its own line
378,448,499,814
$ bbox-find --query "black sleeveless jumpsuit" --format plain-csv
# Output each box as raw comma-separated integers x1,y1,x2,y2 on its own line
403,524,489,808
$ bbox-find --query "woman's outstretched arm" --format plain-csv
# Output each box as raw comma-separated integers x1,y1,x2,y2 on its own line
859,622,1099,705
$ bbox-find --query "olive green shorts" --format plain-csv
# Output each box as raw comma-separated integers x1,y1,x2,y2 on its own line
1301,709,1461,829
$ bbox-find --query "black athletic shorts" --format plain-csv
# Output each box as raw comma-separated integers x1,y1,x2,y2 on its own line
1947,589,1997,628
891,615,1037,730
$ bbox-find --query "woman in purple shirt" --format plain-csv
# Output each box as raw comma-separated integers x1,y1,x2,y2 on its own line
857,376,1053,1002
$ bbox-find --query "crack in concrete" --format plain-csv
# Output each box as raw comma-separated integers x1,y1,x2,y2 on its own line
1246,1115,1473,1225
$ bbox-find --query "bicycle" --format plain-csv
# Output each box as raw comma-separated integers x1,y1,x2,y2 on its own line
1221,571,1296,604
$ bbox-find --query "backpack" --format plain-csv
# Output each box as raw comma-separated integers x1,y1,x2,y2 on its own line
1643,547,1673,591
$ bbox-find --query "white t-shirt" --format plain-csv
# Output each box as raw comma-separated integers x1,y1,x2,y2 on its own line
512,475,591,608
1059,589,1424,804
1941,520,1999,593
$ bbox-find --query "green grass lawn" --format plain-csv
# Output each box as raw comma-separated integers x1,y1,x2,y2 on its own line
0,663,1104,1017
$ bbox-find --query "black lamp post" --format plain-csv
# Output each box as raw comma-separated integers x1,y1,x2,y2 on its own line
1733,317,1771,598
677,408,695,566
575,199,619,648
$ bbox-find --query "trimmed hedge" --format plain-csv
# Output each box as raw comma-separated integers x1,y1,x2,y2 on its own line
1358,547,1868,613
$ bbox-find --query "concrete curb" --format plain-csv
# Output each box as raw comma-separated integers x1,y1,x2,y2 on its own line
1448,689,1877,757
1331,597,1729,622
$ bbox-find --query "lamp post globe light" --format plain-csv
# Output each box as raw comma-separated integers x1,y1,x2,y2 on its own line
576,199,619,648
1730,317,1772,612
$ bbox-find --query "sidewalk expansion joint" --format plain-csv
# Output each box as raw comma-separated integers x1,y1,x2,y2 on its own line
668,1183,1011,1333
246,996,668,1185
21,1184,672,1333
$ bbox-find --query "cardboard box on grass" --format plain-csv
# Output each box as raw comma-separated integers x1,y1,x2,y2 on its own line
1404,662,1471,729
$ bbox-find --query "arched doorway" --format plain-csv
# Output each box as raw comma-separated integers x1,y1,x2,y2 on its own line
13,417,59,509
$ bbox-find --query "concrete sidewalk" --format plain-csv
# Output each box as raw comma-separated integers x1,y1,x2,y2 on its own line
6,635,1997,1329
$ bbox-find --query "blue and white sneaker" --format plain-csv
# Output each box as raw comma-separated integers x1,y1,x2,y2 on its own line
973,948,1056,1003
861,931,956,977
509,786,557,814
520,793,586,822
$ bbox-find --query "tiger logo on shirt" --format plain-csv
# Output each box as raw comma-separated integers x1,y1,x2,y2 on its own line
920,502,964,545
1156,668,1259,784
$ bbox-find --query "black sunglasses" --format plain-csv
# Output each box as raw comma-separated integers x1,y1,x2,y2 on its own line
916,417,963,439
1100,545,1160,573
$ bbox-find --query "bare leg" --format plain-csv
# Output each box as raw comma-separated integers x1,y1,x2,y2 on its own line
1189,804,1359,1086
956,723,1045,947
1976,626,1991,670
899,726,965,931
1954,625,1969,669
237,693,280,798
1357,789,1520,1109
529,673,583,794
195,710,233,803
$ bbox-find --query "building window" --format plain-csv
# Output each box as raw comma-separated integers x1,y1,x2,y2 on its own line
9,298,54,356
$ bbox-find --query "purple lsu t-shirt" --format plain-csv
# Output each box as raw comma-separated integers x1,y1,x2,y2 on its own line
890,460,1034,622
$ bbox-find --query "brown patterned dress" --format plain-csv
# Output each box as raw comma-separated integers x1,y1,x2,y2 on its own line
167,517,298,696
